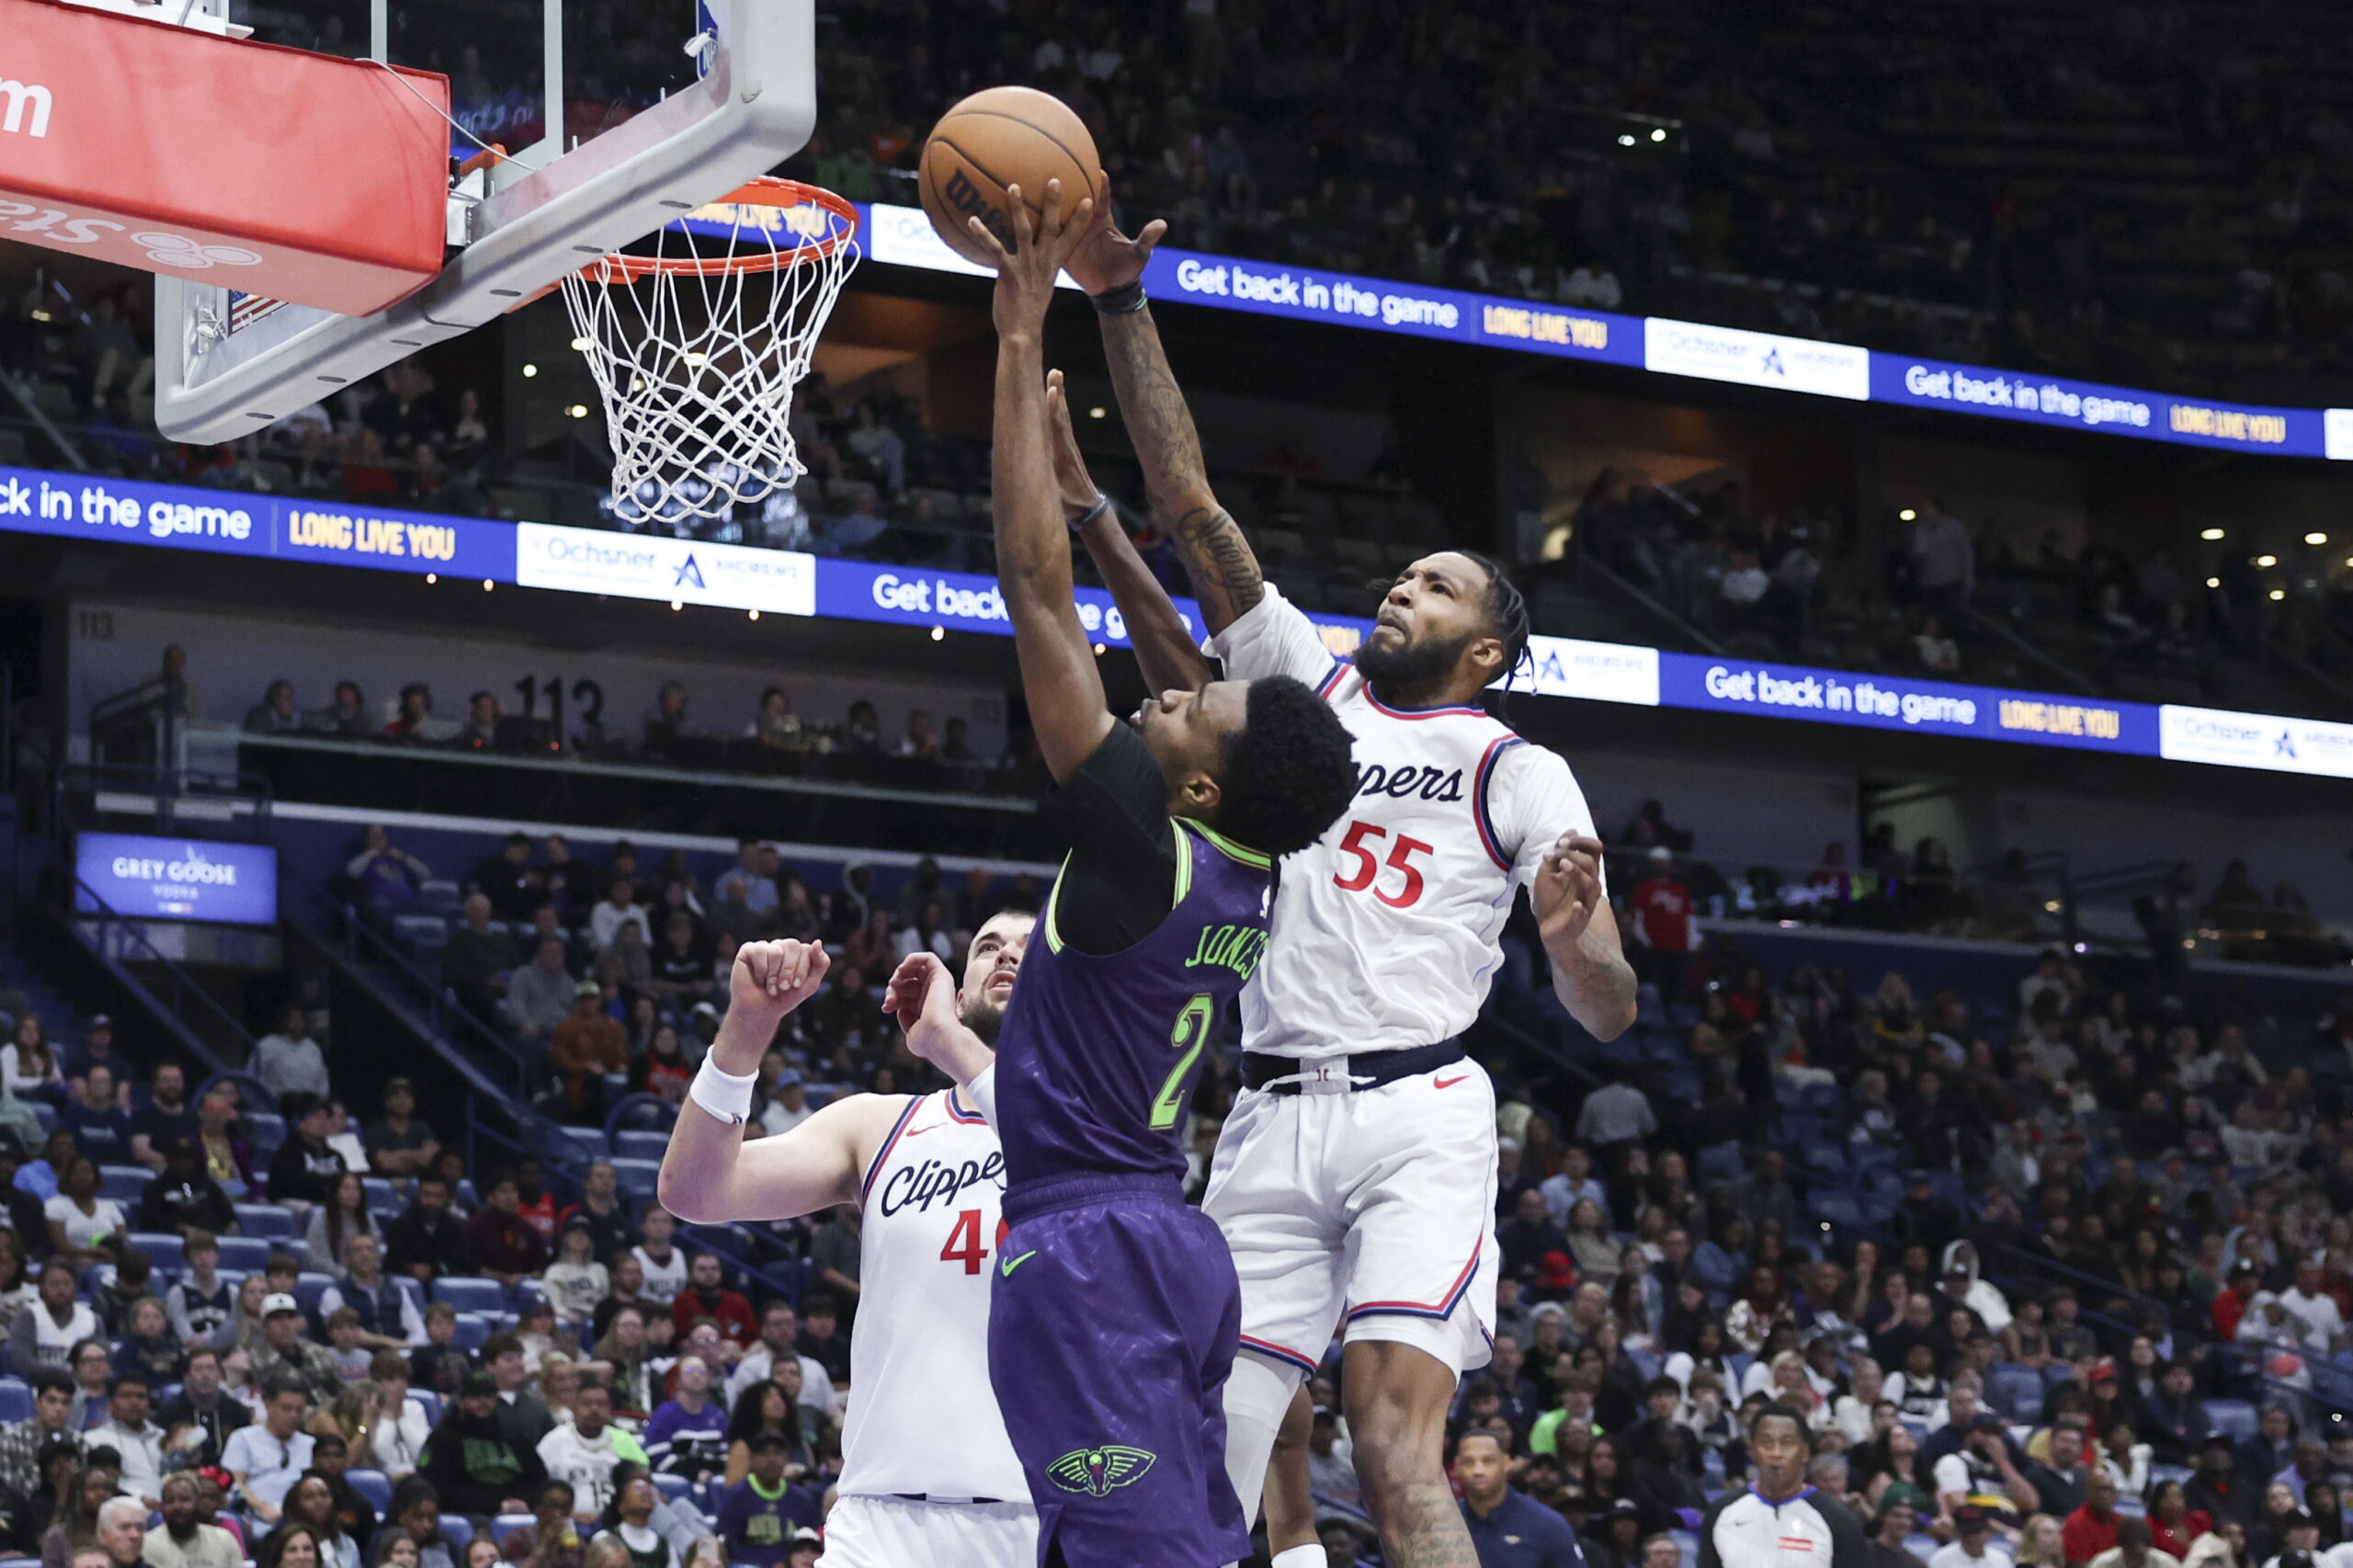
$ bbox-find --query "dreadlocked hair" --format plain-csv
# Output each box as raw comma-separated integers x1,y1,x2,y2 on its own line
1452,549,1531,687
1212,676,1358,858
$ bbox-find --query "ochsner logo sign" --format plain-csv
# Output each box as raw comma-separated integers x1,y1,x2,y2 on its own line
1508,636,1661,707
1643,318,1870,401
514,523,815,617
2159,704,2353,779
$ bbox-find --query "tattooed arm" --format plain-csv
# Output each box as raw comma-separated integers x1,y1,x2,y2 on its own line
1065,197,1265,637
1045,369,1213,694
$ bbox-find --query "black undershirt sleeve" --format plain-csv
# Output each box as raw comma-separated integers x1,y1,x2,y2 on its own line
1040,724,1182,956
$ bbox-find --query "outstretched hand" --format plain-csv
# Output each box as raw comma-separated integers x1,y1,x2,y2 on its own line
1044,369,1106,523
968,180,1093,340
883,952,993,1085
1063,173,1166,297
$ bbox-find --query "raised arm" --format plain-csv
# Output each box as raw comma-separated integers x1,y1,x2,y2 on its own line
1063,191,1264,635
970,184,1115,784
658,939,893,1223
1045,369,1213,693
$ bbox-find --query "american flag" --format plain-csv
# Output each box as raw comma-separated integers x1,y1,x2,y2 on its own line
228,292,287,335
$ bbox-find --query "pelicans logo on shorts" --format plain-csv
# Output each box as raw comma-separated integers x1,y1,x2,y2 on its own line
1045,1445,1156,1497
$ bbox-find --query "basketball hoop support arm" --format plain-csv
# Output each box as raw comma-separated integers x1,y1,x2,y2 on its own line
153,0,816,444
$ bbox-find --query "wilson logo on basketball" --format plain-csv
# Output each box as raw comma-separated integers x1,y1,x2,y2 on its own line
940,167,1016,250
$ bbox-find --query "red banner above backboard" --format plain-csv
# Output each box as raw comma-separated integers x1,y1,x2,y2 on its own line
0,0,448,315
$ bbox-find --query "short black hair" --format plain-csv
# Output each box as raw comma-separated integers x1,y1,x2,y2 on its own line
29,1369,71,1398
1748,1400,1806,1438
1454,550,1530,684
1213,676,1357,858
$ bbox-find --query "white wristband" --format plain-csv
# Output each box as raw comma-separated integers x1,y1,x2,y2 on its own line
966,1063,1000,1133
688,1058,759,1126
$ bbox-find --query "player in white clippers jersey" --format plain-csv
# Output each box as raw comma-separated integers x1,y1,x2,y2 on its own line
1059,184,1640,1568
657,912,1039,1568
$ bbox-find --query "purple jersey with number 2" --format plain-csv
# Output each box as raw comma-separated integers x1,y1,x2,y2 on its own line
991,817,1271,1187
985,814,1265,1566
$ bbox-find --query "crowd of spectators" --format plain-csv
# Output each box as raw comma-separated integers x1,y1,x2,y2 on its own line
0,993,842,1568
1396,912,2353,1568
1552,470,2353,722
224,656,1031,796
332,824,1047,1130
787,0,2353,398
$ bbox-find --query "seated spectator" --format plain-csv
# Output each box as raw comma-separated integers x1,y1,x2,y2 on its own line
310,682,370,737
668,1255,755,1350
43,1160,123,1267
1915,616,1962,674
384,1174,465,1284
506,940,581,1042
144,1472,239,1568
589,1471,676,1568
711,1433,817,1565
361,1080,438,1181
253,1007,331,1101
418,1371,544,1518
555,1163,635,1267
223,1380,315,1526
640,1358,726,1484
153,1345,244,1470
58,1070,132,1169
267,1094,347,1214
442,897,520,1022
316,1235,421,1350
464,1176,550,1289
302,1173,381,1279
544,1221,609,1327
626,1027,690,1108
472,835,541,924
0,1369,75,1494
127,1064,198,1174
250,1295,341,1406
384,685,459,744
345,826,428,912
589,881,651,956
244,681,303,735
111,1296,181,1386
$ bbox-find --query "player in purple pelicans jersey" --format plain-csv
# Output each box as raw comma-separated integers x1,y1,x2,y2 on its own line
890,185,1358,1568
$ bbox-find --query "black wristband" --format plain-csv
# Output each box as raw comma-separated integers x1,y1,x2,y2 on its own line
1089,281,1148,316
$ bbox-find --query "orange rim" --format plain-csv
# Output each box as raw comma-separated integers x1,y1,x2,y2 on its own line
579,177,859,283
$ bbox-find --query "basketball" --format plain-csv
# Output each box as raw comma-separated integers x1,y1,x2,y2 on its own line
918,86,1103,267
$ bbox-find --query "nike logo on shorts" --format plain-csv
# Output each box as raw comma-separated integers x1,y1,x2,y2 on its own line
1433,1074,1469,1089
1001,1249,1038,1277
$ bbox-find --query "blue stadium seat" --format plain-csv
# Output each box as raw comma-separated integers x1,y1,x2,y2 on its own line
216,1236,275,1273
551,1127,609,1163
1696,1142,1745,1187
100,1165,152,1203
2202,1400,2257,1443
1810,1193,1862,1229
434,1278,507,1313
244,1114,285,1153
451,1312,492,1352
1988,1365,2044,1422
0,1380,28,1425
411,1391,440,1427
439,1517,472,1549
294,1273,335,1318
489,1518,534,1544
344,1471,392,1513
127,1233,185,1274
614,1131,669,1162
610,1159,660,1198
651,1474,693,1505
363,1178,399,1216
235,1204,298,1239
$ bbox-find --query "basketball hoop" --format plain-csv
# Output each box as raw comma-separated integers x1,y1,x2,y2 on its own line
560,177,859,528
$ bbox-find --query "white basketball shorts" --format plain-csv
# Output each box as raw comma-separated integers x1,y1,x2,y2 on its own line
819,1494,1038,1568
1201,1055,1500,1386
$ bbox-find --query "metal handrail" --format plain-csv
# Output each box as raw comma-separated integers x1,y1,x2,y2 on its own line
1956,600,2107,699
281,867,534,1096
61,877,244,1073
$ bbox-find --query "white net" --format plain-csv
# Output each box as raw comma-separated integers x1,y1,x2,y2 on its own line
560,180,859,528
